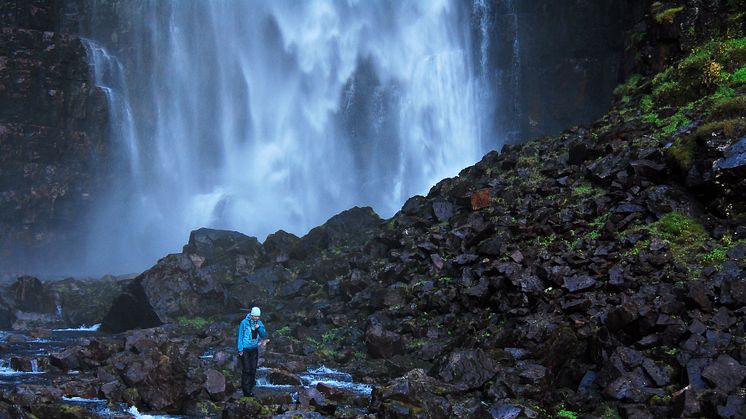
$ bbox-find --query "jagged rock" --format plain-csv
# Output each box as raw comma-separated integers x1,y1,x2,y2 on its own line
630,159,666,183
371,369,463,417
263,229,299,263
267,368,302,386
101,252,230,332
562,274,596,292
182,228,263,269
606,305,638,331
433,200,454,221
717,394,746,419
701,355,746,393
203,369,225,399
10,276,54,313
365,315,404,358
470,188,490,210
602,368,651,402
437,349,498,389
714,136,746,174
291,207,382,259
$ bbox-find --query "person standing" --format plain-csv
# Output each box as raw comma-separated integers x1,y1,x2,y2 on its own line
237,306,267,397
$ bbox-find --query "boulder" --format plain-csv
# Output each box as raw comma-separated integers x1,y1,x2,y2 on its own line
263,230,299,263
701,355,746,393
182,228,263,271
291,207,382,259
371,369,463,418
101,253,229,332
432,200,454,221
470,188,491,210
11,276,54,313
365,315,404,358
204,369,226,399
437,349,498,389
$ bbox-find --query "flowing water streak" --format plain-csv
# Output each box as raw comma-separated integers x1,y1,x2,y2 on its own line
84,0,495,274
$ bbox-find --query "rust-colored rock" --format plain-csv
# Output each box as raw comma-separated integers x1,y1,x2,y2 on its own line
470,188,491,211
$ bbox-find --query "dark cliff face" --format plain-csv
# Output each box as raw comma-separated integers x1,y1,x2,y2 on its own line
481,0,647,143
0,0,109,273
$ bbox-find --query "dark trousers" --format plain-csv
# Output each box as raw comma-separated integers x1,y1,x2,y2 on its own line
240,347,259,396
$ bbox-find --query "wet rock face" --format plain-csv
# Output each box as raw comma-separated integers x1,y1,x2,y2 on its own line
0,0,109,272
486,0,645,142
11,276,54,313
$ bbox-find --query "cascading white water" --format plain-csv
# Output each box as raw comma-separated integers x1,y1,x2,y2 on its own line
83,0,499,274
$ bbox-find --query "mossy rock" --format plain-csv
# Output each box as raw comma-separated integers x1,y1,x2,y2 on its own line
667,137,696,171
706,95,746,121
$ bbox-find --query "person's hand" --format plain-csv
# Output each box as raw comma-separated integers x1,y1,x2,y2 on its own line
254,324,260,330
239,351,243,356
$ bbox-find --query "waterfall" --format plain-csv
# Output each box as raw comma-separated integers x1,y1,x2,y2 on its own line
82,0,500,274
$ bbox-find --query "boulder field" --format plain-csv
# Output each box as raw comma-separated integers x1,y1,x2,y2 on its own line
1,0,746,418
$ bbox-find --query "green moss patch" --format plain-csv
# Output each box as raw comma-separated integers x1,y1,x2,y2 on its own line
667,137,696,171
655,6,685,24
176,316,210,332
625,212,743,275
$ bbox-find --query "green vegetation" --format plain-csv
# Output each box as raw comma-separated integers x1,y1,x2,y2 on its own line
655,6,684,24
668,137,696,170
557,409,579,419
661,111,691,136
731,66,746,83
613,73,642,97
700,247,729,266
572,184,594,196
538,233,557,249
176,316,210,331
624,212,745,274
664,347,679,356
238,396,271,415
322,330,339,343
407,338,426,350
275,325,290,336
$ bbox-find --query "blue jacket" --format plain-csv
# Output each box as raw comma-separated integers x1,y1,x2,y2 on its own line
237,316,267,351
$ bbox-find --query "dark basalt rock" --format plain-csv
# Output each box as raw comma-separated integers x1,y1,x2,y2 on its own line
10,276,54,313
100,280,161,333
701,355,746,393
365,315,405,358
437,349,498,389
371,369,463,418
182,228,263,271
263,229,299,263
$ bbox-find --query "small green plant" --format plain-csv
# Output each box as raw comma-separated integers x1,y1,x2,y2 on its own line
275,325,290,336
642,111,662,125
176,316,210,331
538,233,557,248
322,330,338,343
407,339,426,350
700,247,729,266
557,409,579,419
731,67,746,84
641,95,654,112
614,73,642,97
572,184,594,196
662,112,692,135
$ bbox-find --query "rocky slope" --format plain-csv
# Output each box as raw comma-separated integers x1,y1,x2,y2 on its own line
1,0,745,418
